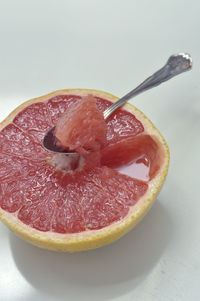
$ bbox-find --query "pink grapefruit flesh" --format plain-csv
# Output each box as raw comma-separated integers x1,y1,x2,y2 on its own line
54,95,107,155
0,89,169,252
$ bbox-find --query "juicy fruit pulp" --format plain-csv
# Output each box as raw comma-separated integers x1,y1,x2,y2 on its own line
55,95,107,155
0,94,162,234
54,94,107,168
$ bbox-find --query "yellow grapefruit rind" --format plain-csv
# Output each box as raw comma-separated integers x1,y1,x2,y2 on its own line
0,89,170,252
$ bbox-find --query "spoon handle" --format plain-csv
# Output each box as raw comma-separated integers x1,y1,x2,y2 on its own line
103,53,192,120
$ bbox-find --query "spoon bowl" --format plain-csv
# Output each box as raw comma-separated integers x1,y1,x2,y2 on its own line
43,126,78,154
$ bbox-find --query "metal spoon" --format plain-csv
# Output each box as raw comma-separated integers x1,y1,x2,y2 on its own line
42,53,192,154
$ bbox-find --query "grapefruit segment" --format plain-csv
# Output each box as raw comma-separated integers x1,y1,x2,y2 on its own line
66,167,147,230
0,159,48,213
101,134,162,179
95,97,144,146
0,89,170,252
47,95,81,124
54,95,107,155
0,123,48,159
0,180,24,213
104,107,145,146
13,102,52,143
13,102,52,131
0,154,34,181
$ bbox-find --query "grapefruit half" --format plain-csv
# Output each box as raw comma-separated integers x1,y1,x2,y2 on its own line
0,89,169,252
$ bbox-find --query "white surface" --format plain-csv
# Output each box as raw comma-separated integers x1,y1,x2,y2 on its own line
0,1,199,300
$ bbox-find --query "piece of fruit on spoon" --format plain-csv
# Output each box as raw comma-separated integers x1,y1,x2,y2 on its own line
55,95,107,157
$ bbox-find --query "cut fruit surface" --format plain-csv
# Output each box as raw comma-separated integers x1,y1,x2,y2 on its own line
0,89,169,252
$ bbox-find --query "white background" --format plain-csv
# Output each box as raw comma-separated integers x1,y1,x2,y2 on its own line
0,1,199,300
